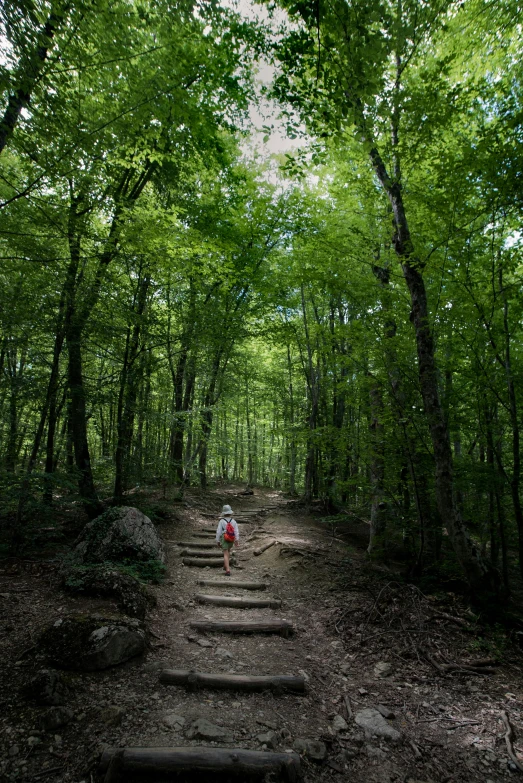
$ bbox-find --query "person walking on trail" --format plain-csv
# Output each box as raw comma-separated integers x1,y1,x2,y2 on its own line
216,504,239,576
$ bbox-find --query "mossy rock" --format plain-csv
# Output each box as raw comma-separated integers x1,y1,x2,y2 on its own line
62,565,156,619
39,614,146,671
72,506,164,566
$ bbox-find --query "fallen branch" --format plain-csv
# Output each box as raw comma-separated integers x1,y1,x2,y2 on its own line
253,540,277,556
501,711,523,773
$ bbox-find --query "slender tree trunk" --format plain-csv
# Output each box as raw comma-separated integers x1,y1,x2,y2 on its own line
362,129,498,599
113,273,149,502
0,3,68,155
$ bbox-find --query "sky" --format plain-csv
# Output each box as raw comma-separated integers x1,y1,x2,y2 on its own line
226,0,308,160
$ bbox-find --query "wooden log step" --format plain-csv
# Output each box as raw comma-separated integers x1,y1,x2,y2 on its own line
190,619,294,637
178,540,218,548
183,558,227,568
196,579,267,591
195,593,281,609
254,539,277,556
159,669,305,693
180,549,235,559
100,747,301,782
193,532,216,538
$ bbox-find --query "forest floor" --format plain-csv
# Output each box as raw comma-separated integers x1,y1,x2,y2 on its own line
1,484,523,782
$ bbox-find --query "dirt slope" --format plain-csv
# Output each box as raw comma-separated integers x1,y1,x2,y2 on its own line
1,485,522,782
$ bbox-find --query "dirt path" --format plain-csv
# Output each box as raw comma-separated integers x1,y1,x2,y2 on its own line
1,486,523,781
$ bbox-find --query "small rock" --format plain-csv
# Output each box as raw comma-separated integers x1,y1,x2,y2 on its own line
142,661,167,672
23,668,70,706
231,701,242,708
99,706,125,726
332,714,348,732
366,744,388,761
215,647,233,659
358,688,368,695
8,745,20,757
39,706,74,732
355,708,401,742
27,737,41,748
162,712,185,729
196,638,213,648
374,662,392,678
376,704,395,719
256,718,277,729
293,738,327,762
186,718,233,743
257,731,278,749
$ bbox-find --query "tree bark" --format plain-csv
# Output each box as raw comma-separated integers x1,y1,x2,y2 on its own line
196,579,266,590
99,747,301,783
0,3,67,155
113,273,150,502
189,619,294,636
361,128,499,600
195,594,281,608
159,670,304,692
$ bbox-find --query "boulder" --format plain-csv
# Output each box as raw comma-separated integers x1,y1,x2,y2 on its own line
72,506,164,566
39,614,146,671
354,708,402,742
23,669,70,706
62,566,154,619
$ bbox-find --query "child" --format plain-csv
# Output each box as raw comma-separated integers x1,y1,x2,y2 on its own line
216,504,239,576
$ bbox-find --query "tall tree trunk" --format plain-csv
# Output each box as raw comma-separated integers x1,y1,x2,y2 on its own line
0,2,68,155
360,125,499,600
113,273,149,502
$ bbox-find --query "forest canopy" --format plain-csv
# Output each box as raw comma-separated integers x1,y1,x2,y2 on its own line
1,0,523,604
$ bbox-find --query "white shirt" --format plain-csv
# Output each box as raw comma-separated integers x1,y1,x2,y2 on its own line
215,517,239,543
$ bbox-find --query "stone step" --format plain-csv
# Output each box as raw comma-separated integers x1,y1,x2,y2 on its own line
99,747,301,782
190,619,294,637
195,593,280,609
159,669,305,694
196,579,267,591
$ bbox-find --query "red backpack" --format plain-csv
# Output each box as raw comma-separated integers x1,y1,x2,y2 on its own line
223,518,235,542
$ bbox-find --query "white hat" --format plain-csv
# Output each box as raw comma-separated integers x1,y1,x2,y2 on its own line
221,504,233,516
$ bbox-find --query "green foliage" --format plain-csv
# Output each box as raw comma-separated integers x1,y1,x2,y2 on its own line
63,558,166,586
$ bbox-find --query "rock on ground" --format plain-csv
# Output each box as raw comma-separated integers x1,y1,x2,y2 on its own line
39,614,146,671
293,738,328,761
332,714,348,732
62,566,154,619
39,706,74,732
22,669,70,706
71,506,164,566
355,708,402,742
185,718,233,743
